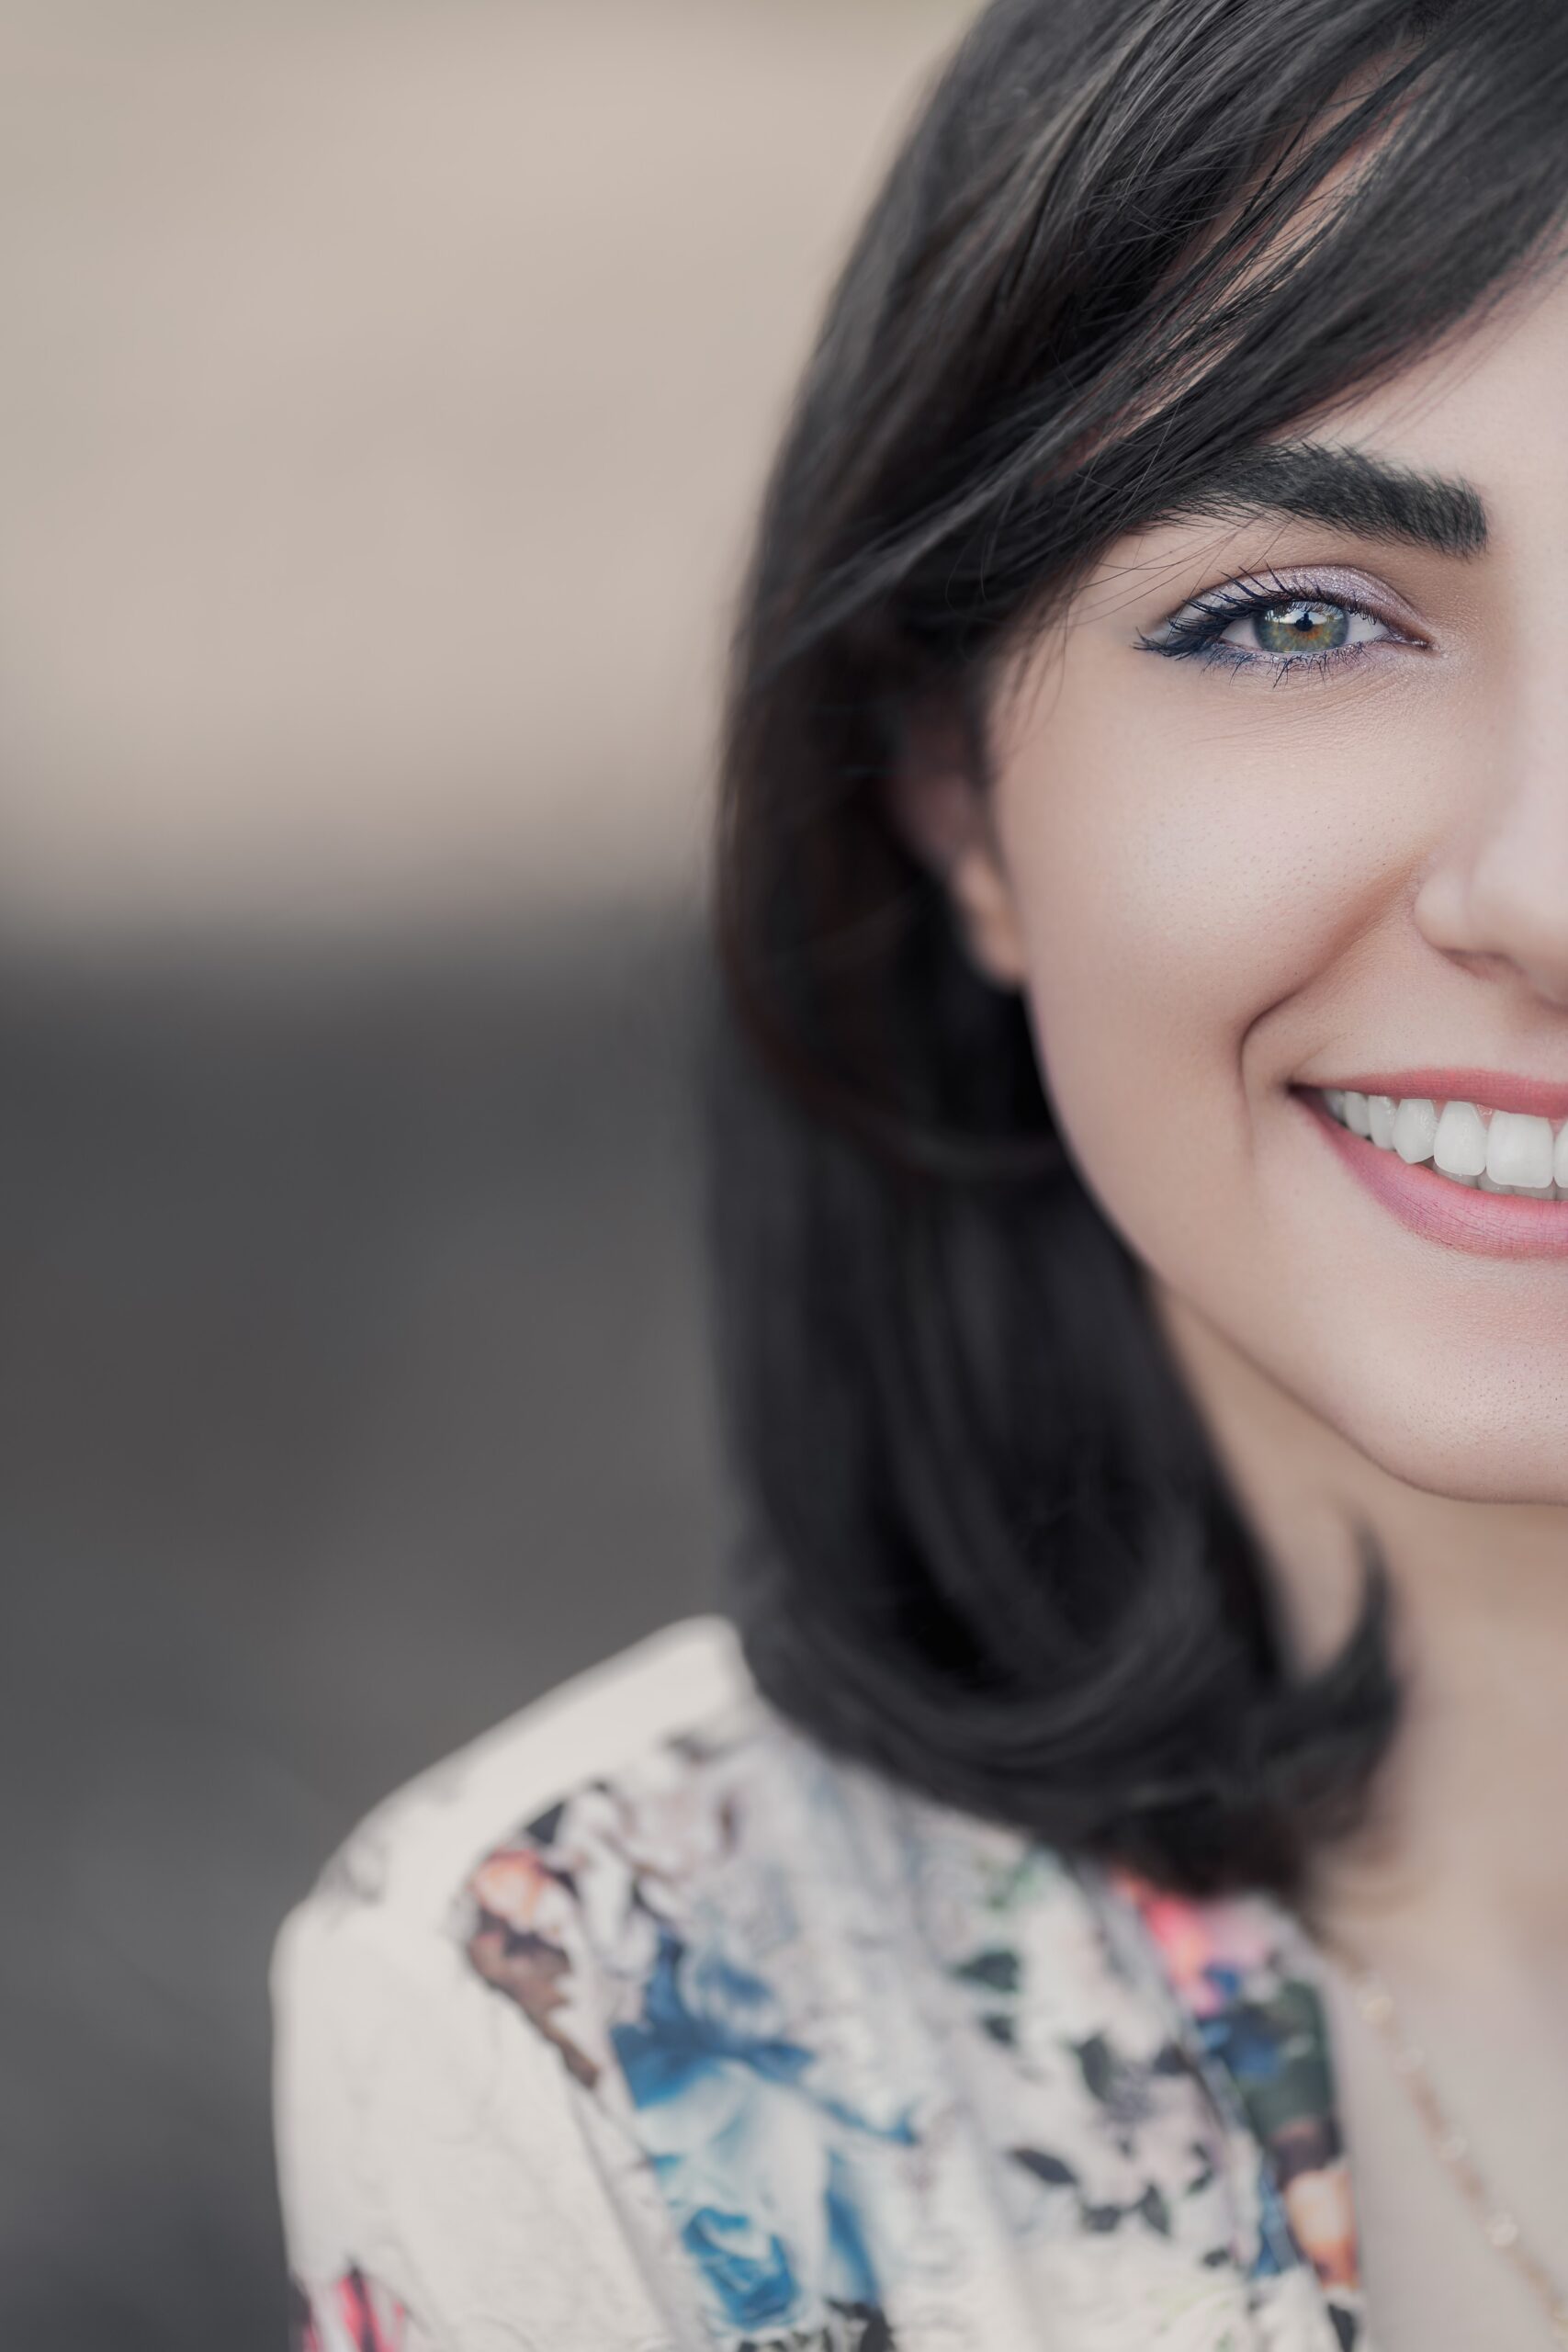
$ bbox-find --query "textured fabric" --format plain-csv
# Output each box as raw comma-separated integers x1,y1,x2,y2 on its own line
273,1616,1369,2352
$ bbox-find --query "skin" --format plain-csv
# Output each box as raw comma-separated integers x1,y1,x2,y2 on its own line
889,258,1568,2346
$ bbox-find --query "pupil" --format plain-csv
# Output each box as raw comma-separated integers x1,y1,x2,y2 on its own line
1258,599,1348,656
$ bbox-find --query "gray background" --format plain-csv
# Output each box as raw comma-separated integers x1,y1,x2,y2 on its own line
0,6,974,2346
1,917,720,2348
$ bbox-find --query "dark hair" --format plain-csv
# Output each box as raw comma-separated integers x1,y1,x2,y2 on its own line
705,0,1568,1902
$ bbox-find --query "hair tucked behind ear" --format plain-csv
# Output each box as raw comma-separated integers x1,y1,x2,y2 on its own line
705,0,1568,1901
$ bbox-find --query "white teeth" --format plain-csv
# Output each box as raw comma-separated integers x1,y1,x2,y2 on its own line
1317,1087,1568,1202
1393,1097,1437,1164
1486,1110,1556,1190
1433,1100,1488,1180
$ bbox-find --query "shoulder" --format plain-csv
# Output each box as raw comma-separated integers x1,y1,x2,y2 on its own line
283,1611,753,1939
271,1614,758,2350
273,1611,758,2045
272,1618,1280,2350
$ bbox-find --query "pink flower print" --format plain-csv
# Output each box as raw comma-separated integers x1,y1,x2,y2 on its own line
469,1845,558,1934
1283,2158,1359,2291
1114,1871,1280,2018
289,2268,412,2352
335,2267,410,2350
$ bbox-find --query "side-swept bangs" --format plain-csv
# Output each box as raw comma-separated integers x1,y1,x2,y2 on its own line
707,0,1568,1899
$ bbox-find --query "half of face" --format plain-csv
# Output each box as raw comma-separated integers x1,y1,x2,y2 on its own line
890,258,1568,1508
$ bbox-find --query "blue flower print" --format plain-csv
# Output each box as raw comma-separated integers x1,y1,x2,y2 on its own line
610,1924,908,2338
678,2206,797,2334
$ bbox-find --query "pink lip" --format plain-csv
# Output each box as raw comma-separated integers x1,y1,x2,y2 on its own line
1297,1091,1568,1260
1318,1069,1568,1120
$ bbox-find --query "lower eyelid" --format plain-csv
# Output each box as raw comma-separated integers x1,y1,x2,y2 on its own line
1206,639,1380,674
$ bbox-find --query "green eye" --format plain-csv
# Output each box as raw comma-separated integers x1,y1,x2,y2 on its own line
1138,578,1402,674
1251,599,1352,655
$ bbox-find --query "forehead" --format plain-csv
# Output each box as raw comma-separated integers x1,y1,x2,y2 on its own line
1293,255,1568,524
1056,254,1568,635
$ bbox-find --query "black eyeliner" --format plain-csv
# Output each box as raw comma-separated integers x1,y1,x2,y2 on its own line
1135,571,1393,682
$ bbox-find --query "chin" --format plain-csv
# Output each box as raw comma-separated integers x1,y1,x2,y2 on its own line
1325,1364,1568,1510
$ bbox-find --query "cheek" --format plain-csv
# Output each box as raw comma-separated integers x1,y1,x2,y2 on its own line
985,647,1568,1502
990,688,1404,1247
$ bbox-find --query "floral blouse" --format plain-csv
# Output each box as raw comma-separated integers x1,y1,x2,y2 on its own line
272,1614,1368,2352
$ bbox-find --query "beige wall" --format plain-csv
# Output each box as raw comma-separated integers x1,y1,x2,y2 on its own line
0,0,974,939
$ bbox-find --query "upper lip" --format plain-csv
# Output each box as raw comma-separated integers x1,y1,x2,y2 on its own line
1305,1069,1568,1121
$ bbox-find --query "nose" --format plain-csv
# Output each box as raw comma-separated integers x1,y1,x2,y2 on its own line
1412,728,1568,1012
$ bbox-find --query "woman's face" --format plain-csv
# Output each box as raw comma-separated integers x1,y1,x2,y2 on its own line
941,260,1568,1506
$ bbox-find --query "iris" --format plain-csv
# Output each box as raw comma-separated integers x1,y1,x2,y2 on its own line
1253,599,1351,655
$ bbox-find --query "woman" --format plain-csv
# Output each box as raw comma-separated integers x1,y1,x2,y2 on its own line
273,4,1568,2346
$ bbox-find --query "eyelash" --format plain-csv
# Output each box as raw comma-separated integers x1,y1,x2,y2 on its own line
1136,569,1407,684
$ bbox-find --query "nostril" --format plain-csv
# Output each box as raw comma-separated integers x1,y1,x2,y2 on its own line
1413,853,1568,1007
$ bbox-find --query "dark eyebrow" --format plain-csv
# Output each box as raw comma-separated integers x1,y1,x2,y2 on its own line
1147,440,1489,560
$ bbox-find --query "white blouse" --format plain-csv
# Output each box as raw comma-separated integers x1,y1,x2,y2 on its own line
272,1614,1368,2352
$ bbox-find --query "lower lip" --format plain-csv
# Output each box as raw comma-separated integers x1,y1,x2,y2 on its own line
1296,1090,1568,1260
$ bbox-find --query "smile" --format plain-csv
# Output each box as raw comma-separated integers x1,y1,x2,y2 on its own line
1297,1078,1568,1261
1316,1087,1568,1201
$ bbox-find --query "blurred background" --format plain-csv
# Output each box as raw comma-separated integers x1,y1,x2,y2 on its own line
0,4,976,2345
